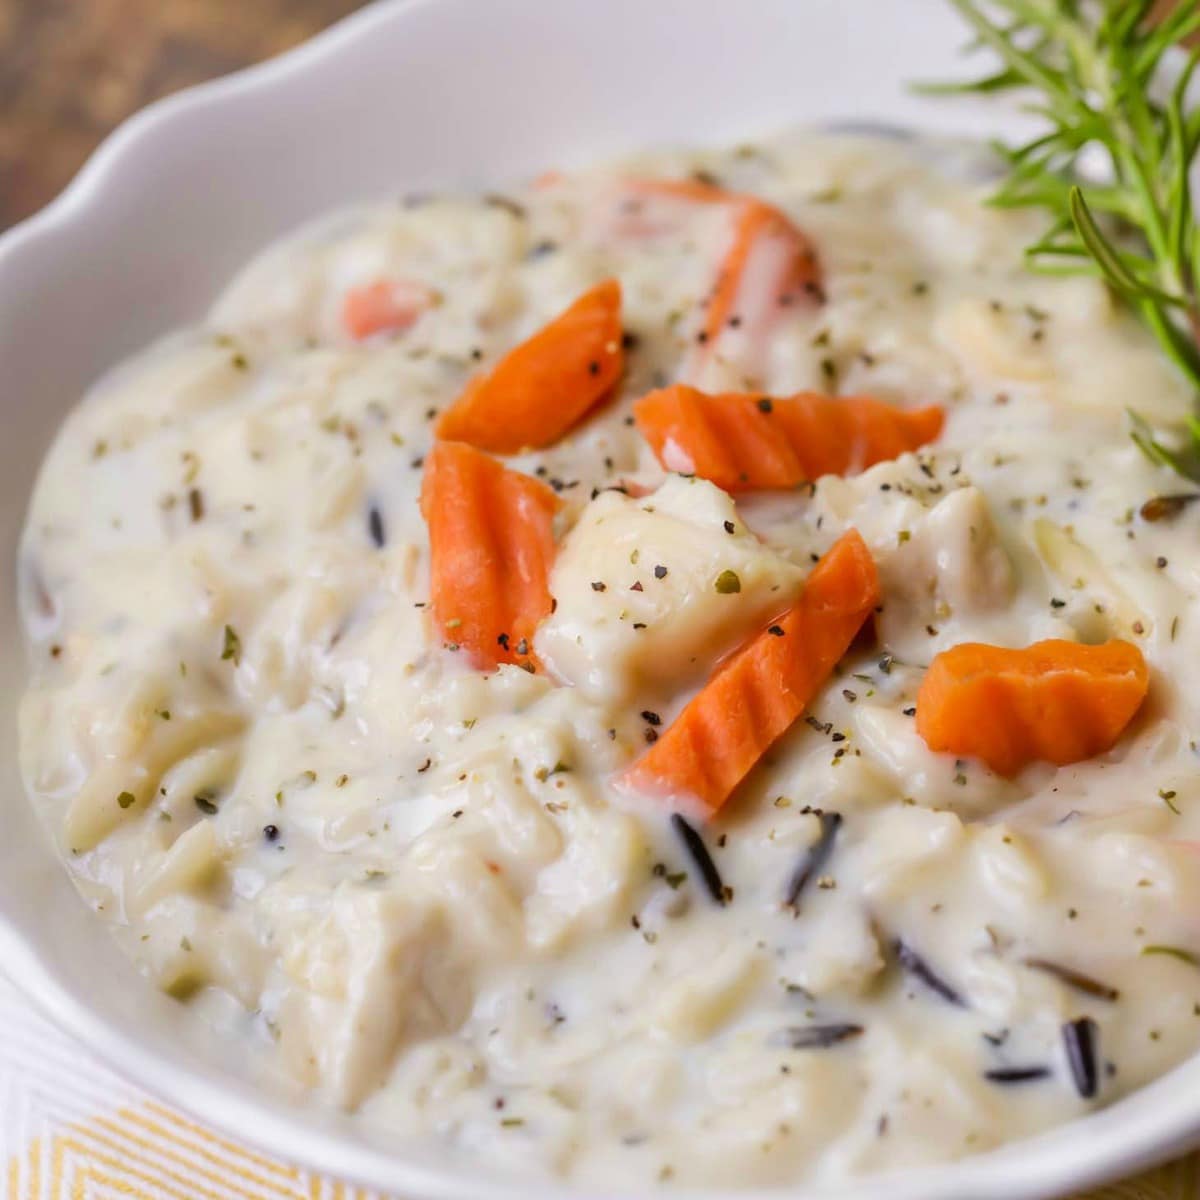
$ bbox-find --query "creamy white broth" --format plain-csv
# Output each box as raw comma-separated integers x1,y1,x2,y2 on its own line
17,131,1200,1188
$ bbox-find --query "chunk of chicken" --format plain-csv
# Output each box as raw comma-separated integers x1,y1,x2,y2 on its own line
536,476,804,701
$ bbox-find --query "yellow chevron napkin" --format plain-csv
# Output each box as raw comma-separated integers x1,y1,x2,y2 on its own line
0,974,384,1200
0,971,1196,1199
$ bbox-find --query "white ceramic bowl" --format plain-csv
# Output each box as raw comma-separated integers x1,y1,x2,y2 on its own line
2,2,1198,1196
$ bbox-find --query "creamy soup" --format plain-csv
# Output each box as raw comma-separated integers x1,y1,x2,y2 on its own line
17,131,1200,1189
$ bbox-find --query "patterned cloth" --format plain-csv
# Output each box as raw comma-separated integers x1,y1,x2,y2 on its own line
0,972,1196,1199
0,974,382,1199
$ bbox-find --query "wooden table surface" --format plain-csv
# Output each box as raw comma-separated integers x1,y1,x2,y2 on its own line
0,0,365,229
1,0,1190,233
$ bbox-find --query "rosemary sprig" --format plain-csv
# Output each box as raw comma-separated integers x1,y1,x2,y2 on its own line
922,0,1200,486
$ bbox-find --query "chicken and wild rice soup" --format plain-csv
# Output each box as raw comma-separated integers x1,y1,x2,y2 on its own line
18,131,1200,1187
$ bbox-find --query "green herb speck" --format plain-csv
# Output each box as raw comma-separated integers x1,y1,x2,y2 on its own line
221,624,242,665
1142,945,1200,966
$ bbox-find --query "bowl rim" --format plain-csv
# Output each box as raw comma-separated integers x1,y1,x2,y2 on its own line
4,2,1200,1196
0,0,406,268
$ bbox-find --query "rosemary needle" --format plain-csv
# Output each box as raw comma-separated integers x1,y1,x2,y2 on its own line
923,0,1200,487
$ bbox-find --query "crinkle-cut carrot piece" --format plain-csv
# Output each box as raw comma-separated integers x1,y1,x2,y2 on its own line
916,639,1149,777
434,279,624,454
420,441,562,672
634,385,944,491
621,529,880,816
600,177,734,239
628,176,731,204
694,198,823,350
619,180,822,377
342,279,434,340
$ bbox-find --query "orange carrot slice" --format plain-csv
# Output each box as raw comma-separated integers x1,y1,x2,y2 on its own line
693,199,822,354
627,177,731,205
342,279,433,340
435,279,624,454
634,385,944,491
621,529,880,815
420,441,562,672
916,639,1149,777
601,177,731,238
611,179,822,378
